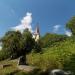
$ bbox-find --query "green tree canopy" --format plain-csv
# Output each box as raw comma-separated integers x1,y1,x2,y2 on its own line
66,16,75,35
21,29,35,54
41,33,67,48
1,31,22,58
1,29,42,61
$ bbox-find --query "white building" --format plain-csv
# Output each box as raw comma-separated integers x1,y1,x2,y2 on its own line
0,42,2,51
33,25,40,42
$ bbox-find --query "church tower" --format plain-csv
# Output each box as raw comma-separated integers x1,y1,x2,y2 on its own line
33,25,40,42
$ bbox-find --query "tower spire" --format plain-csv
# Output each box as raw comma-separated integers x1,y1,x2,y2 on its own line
35,23,40,35
33,23,40,42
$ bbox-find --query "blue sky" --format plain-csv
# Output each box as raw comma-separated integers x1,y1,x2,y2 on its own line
0,0,75,37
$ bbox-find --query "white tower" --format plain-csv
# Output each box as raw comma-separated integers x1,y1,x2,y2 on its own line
33,25,40,42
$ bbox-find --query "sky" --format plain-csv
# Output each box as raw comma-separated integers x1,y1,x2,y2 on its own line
0,0,75,37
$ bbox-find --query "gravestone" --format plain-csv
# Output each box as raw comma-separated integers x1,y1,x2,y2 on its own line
50,69,65,75
18,56,26,65
50,69,72,75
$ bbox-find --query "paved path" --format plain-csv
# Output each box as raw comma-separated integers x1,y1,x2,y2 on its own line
18,65,36,72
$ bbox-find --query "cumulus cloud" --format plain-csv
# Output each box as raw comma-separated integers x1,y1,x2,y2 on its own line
53,25,61,33
65,31,72,37
11,12,33,33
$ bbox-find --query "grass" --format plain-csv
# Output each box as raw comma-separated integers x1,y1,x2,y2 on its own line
0,59,19,75
27,38,75,73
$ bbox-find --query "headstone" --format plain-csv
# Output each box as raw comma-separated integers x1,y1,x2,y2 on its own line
18,56,26,65
50,69,65,75
50,69,72,75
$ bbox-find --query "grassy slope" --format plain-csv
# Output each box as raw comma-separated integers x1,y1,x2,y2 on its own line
27,38,75,71
0,38,75,74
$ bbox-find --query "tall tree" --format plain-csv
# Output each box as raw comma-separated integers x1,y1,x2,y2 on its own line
19,29,35,65
34,40,42,53
66,16,75,35
1,31,22,58
21,29,35,54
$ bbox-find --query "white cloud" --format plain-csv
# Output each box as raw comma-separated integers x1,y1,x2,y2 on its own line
11,12,33,33
65,31,72,37
53,25,61,33
12,25,25,31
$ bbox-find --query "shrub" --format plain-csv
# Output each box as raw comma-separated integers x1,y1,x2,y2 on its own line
0,50,11,61
63,54,75,74
27,39,75,73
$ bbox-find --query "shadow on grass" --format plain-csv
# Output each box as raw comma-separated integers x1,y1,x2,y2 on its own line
5,69,49,75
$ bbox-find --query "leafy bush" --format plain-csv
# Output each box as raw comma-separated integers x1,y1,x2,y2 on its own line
34,40,42,53
63,54,75,74
0,50,11,61
41,33,67,48
27,39,75,74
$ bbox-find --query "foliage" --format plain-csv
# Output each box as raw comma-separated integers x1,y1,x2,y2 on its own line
41,33,67,48
66,16,75,35
0,50,11,61
21,29,35,54
27,38,75,74
1,31,22,58
34,39,42,53
64,54,75,74
1,30,36,60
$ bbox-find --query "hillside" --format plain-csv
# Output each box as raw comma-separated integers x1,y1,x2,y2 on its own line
0,36,75,75
27,38,75,74
41,33,67,48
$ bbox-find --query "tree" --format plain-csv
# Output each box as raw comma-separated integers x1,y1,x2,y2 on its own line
34,39,42,53
20,29,35,64
66,16,75,35
21,29,35,54
1,31,22,58
41,33,66,48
